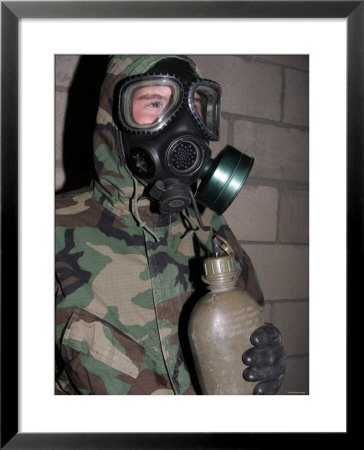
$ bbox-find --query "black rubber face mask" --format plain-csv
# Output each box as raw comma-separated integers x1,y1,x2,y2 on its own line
114,57,254,216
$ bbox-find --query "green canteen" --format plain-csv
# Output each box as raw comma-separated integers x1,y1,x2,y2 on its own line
195,145,254,214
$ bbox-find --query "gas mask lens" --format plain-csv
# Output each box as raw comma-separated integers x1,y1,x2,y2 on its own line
116,75,221,140
120,76,183,132
188,80,221,140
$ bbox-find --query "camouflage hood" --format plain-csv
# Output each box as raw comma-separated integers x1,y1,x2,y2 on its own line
91,55,201,219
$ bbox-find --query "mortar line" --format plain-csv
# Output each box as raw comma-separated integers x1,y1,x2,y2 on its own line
276,185,283,243
253,57,309,74
263,299,309,304
237,55,309,74
285,353,309,359
221,111,309,131
267,302,273,323
280,66,286,123
246,177,309,190
227,117,235,146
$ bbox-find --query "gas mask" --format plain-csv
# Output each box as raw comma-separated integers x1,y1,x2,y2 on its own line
114,57,254,216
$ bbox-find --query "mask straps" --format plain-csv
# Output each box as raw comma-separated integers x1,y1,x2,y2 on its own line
188,188,217,236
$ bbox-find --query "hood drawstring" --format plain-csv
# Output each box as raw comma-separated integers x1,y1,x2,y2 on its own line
132,177,160,242
181,209,200,239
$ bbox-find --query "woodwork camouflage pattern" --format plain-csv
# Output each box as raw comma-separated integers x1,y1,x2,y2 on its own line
55,55,264,395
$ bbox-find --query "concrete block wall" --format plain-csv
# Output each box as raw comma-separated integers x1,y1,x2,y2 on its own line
56,55,309,395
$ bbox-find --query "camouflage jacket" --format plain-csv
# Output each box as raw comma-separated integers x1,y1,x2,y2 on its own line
55,55,264,395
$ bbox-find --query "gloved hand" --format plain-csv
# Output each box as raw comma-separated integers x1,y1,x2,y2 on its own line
242,323,285,395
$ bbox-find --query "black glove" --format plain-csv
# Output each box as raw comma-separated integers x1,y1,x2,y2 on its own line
242,323,285,395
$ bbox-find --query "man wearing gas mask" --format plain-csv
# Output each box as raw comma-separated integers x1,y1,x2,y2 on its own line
55,55,285,395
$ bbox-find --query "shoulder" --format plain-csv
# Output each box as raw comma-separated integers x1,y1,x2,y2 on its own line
56,186,91,211
55,186,103,229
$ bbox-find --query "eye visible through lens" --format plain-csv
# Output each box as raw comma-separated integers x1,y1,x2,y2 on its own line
132,86,173,125
193,92,203,120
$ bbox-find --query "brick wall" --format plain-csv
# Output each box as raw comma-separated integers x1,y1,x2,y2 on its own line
56,55,309,395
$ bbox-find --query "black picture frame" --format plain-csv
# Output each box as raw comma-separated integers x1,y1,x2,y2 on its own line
1,1,358,448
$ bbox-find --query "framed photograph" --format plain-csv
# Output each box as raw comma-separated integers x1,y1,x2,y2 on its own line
1,1,358,447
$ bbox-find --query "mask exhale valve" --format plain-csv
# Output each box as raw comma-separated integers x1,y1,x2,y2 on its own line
150,179,192,214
